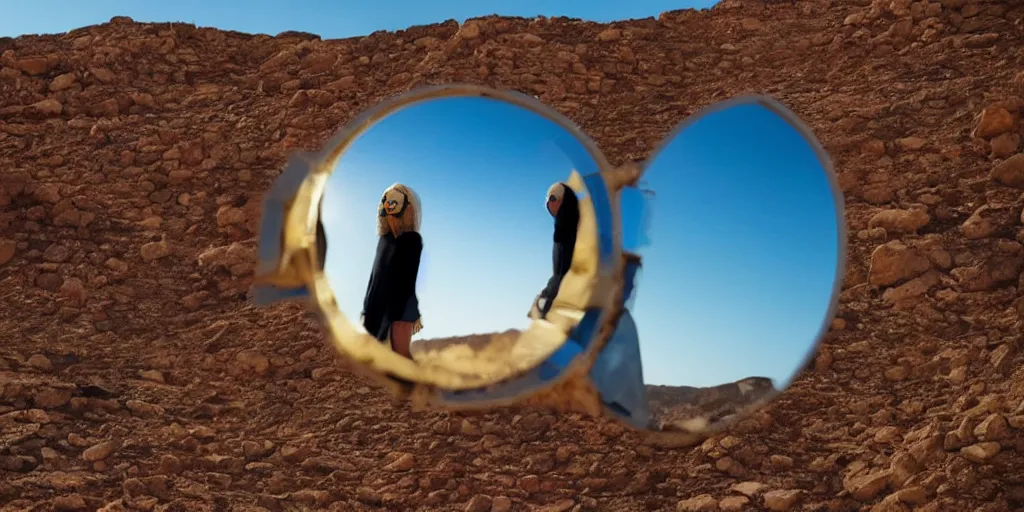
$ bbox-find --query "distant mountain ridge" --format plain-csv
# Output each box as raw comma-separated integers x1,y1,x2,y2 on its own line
647,376,777,428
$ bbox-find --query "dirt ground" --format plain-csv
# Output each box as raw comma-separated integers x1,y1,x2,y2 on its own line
3,0,1024,510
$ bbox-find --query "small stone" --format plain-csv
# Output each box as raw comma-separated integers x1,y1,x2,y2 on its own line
465,494,492,512
31,98,63,116
126,400,165,418
215,206,246,227
763,489,803,511
491,496,513,512
869,241,931,287
139,370,165,383
140,240,170,262
15,57,53,75
52,494,87,511
596,28,622,42
385,452,415,471
82,441,118,462
27,354,54,371
740,18,763,31
974,414,1011,442
991,154,1024,189
960,442,1001,463
676,494,717,511
719,495,749,511
896,137,927,151
845,471,891,501
868,208,930,234
991,133,1021,158
49,72,79,92
894,486,928,505
731,481,766,496
974,106,1015,139
0,239,15,265
157,454,182,475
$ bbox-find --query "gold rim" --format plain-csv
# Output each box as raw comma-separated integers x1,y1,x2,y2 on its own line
257,84,625,392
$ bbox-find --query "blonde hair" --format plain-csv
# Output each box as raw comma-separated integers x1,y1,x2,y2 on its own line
376,183,422,237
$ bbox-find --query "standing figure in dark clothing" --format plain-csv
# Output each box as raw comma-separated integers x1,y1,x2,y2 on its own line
315,199,328,271
535,182,580,319
360,183,424,360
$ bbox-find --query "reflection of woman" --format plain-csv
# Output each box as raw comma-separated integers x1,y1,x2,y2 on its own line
536,182,580,318
315,199,327,270
361,183,423,359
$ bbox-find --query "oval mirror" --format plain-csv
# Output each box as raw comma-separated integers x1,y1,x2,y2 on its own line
255,86,621,392
593,97,845,437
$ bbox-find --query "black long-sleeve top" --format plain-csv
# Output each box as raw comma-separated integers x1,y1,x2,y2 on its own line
361,231,423,341
315,215,327,270
539,186,580,317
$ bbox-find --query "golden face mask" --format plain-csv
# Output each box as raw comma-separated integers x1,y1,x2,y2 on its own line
252,86,846,448
378,187,407,218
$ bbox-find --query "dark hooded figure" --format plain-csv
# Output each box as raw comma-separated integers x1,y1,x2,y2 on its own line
360,183,424,360
315,205,327,271
537,182,580,318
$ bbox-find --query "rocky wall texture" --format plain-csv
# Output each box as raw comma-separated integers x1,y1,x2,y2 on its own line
2,0,1024,510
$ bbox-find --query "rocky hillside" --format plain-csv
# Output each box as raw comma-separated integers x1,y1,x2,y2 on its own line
2,0,1024,510
647,377,777,429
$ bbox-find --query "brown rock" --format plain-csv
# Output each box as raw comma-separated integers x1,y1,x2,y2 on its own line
49,72,79,92
27,354,54,371
991,154,1024,188
869,241,931,286
52,495,88,511
991,133,1021,158
973,107,1015,139
34,388,72,408
844,471,892,501
676,494,718,511
139,370,165,383
719,495,749,511
30,98,63,116
140,240,170,262
385,452,415,471
597,28,622,42
465,495,492,512
491,496,513,512
0,239,15,265
763,489,803,511
973,414,1011,442
868,208,930,234
216,206,246,227
960,442,1001,463
82,441,118,461
896,137,927,151
731,481,766,497
14,57,53,75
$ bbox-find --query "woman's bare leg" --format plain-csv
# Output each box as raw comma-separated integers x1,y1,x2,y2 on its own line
390,321,414,359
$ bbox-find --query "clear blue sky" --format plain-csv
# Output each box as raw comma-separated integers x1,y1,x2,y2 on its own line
0,0,720,39
623,103,840,388
320,96,598,340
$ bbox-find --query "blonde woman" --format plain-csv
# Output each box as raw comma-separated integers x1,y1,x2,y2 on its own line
360,183,423,359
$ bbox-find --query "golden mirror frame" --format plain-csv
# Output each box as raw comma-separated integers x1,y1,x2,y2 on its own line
252,84,626,394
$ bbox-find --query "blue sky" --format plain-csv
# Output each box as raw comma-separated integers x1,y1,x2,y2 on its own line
622,103,841,388
0,0,720,39
320,96,598,339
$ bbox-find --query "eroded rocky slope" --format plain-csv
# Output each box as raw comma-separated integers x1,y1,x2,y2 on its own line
3,0,1024,510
